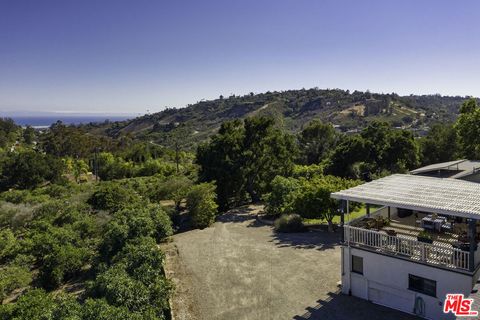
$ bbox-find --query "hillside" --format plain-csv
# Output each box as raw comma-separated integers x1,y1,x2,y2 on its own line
83,89,469,149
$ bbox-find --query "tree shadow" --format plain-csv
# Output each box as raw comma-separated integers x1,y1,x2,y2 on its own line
270,228,341,251
216,204,266,227
293,291,421,320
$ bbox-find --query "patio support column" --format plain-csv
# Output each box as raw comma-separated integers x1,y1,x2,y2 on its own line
469,218,476,272
366,204,370,217
340,200,345,243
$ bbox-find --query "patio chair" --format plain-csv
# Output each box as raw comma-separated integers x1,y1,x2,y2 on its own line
441,222,453,233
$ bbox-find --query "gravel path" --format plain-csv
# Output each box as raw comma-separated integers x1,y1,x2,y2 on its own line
164,205,420,320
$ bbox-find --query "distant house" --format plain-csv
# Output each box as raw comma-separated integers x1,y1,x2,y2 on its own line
411,159,480,183
332,174,480,319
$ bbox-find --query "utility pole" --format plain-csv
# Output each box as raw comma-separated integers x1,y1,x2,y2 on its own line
94,147,99,181
175,140,180,174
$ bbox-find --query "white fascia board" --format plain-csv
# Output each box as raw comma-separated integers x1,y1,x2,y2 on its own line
331,193,478,220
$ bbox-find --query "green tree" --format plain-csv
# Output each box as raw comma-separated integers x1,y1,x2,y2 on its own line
0,151,64,190
360,121,391,169
149,176,193,211
197,120,245,210
39,244,91,290
326,135,367,178
264,176,300,216
88,183,142,212
241,117,297,202
96,152,135,181
197,117,297,210
22,126,35,145
0,289,56,320
383,130,419,172
0,265,32,302
82,298,144,320
293,176,360,231
40,121,94,158
0,118,19,149
72,159,89,183
186,183,218,229
455,98,480,159
0,229,19,262
298,120,338,164
419,123,458,165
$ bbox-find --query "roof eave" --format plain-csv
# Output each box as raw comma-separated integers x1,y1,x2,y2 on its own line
331,192,478,220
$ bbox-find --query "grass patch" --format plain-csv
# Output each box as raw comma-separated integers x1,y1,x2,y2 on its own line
303,204,380,226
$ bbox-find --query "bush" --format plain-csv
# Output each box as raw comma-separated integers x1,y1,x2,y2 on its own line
90,264,149,311
0,289,56,319
0,229,19,262
0,265,32,301
0,189,50,205
99,206,172,261
274,214,305,233
39,244,91,290
82,298,144,320
264,176,300,216
186,183,218,229
148,205,174,241
112,237,166,284
0,151,64,191
148,176,193,211
88,183,142,212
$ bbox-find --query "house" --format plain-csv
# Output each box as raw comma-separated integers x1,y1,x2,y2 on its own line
411,159,480,183
331,174,480,319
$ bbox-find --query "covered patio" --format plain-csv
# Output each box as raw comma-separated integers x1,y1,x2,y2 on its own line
332,174,480,272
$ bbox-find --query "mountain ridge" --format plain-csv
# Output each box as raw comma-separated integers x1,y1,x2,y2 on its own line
82,88,471,149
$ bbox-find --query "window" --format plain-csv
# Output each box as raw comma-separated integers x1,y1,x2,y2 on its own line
408,274,436,297
351,255,363,274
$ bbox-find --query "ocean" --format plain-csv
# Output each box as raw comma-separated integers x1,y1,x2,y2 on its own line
9,116,133,128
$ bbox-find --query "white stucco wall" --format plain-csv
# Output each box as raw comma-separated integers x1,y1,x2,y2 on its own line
341,246,475,320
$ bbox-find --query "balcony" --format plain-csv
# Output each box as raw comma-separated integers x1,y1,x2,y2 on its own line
343,206,480,272
344,224,470,271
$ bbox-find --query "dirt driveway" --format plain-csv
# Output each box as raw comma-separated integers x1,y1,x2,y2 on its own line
163,205,419,320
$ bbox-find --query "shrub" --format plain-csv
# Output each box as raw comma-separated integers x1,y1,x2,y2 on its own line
263,176,300,216
82,298,145,320
0,151,64,191
50,293,82,319
90,264,153,312
148,176,193,211
186,183,218,229
39,244,91,290
0,229,19,262
148,205,173,241
88,183,142,212
0,289,56,319
274,214,305,233
0,205,17,228
0,265,32,301
0,190,29,204
99,206,172,261
112,237,165,284
32,200,65,223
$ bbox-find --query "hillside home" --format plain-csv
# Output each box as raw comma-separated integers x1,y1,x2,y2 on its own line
332,174,480,319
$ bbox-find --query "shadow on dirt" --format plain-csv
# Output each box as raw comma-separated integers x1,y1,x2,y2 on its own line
293,291,420,320
270,228,341,251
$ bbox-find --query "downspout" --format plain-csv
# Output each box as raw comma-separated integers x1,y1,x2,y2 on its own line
469,218,476,272
347,200,352,295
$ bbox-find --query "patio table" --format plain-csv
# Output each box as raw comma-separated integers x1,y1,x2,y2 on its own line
421,215,447,232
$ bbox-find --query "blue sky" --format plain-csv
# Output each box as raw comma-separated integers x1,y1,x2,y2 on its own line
0,0,479,114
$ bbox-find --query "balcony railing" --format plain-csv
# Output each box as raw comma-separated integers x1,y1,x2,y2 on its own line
344,225,470,271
